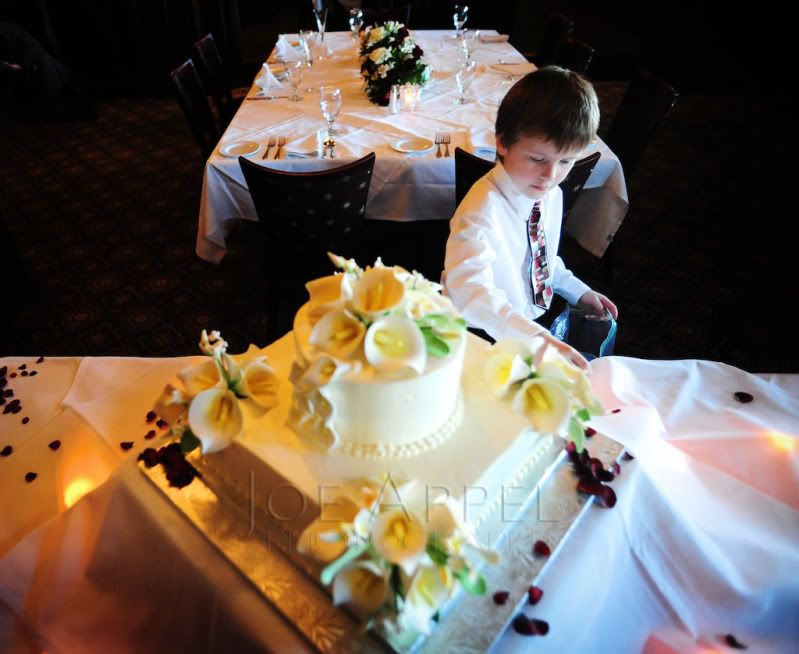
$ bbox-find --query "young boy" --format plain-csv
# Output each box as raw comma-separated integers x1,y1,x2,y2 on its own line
443,66,617,369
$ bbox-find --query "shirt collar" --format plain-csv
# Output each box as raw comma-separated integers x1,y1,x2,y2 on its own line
489,160,538,221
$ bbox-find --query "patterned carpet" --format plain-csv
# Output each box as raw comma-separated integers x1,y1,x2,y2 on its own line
0,85,794,371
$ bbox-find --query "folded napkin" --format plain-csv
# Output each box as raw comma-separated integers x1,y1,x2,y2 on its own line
479,34,509,43
490,61,537,76
255,63,283,91
284,131,322,158
272,35,305,62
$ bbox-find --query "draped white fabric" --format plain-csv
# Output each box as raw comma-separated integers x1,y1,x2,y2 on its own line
197,31,628,263
1,351,796,652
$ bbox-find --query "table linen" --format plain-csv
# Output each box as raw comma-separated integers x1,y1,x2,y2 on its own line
197,31,628,263
1,349,796,652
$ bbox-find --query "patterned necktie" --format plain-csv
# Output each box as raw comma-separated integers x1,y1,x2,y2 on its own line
528,200,552,310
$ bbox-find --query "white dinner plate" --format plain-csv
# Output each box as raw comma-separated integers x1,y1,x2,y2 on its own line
390,137,434,154
219,141,261,158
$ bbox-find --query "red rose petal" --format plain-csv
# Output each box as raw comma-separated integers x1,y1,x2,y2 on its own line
36,356,44,363
29,371,38,376
1,445,12,457
531,619,549,635
18,364,27,370
599,485,617,508
21,416,30,425
512,615,536,636
733,392,753,404
611,408,621,413
25,472,37,483
533,540,551,557
492,591,510,605
612,462,621,476
120,441,134,451
576,479,605,495
145,429,157,439
584,427,596,438
137,447,162,468
145,411,157,423
21,371,29,377
622,451,635,461
722,633,747,649
8,373,15,379
4,389,13,397
528,586,543,605
48,440,61,451
156,418,168,429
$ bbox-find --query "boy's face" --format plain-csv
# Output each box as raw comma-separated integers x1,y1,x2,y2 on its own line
497,134,584,200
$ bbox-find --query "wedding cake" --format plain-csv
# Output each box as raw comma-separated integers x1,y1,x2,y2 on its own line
147,254,602,643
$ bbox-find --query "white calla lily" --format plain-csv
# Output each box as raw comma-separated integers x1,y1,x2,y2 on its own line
370,509,427,575
511,377,571,434
297,518,350,563
188,388,243,453
178,358,222,397
490,338,537,361
364,315,426,374
401,565,455,635
306,275,346,325
484,352,532,398
301,355,359,390
309,310,366,359
241,360,279,409
332,561,389,618
351,267,405,317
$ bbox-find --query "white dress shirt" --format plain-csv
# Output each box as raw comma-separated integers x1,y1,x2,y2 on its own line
443,161,590,342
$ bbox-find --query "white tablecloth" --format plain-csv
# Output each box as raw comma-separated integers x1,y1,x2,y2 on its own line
1,348,797,653
196,31,629,263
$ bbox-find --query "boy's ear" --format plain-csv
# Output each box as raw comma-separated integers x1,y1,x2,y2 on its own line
496,134,508,157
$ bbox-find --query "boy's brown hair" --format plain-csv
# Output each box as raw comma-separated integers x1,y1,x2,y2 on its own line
495,66,599,156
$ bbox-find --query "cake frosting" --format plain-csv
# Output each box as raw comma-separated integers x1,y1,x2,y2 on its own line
286,254,468,457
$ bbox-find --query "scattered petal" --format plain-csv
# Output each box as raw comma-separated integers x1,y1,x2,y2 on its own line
156,419,168,429
29,371,38,377
528,586,543,605
120,441,134,451
21,416,30,425
611,408,621,414
576,479,605,495
1,445,12,457
146,410,157,423
512,614,536,636
584,427,596,438
145,429,156,439
25,472,37,483
533,540,551,557
18,364,26,371
722,634,747,649
733,392,753,404
493,591,510,605
599,486,617,508
138,448,161,468
36,356,44,363
48,440,61,451
612,462,621,476
532,619,549,635
622,451,635,461
21,371,29,377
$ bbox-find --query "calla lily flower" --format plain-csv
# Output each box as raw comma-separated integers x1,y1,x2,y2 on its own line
241,360,279,409
484,351,532,398
299,355,359,390
332,561,389,618
188,388,244,454
297,518,350,563
370,509,427,575
306,275,347,326
364,315,426,374
401,565,455,635
511,378,571,434
351,267,405,317
310,309,366,359
178,358,223,397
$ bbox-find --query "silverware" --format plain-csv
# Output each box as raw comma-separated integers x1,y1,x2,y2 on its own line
274,136,286,160
435,132,442,158
245,95,278,101
443,132,451,157
262,135,276,160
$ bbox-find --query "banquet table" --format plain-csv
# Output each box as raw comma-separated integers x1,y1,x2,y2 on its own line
196,31,629,264
1,346,798,653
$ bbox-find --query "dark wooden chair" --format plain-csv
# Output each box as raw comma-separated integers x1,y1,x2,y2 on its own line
192,33,245,128
239,153,377,342
169,58,219,160
555,37,595,76
559,150,601,233
361,4,412,27
525,11,575,67
454,147,495,208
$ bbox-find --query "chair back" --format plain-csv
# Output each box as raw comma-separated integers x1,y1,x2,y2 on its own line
559,150,601,230
454,147,495,208
193,33,236,125
605,69,678,181
361,4,412,27
536,11,575,66
555,37,595,75
169,59,218,160
239,153,377,340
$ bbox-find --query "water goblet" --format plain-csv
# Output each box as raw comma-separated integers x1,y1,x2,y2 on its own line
349,9,364,41
286,61,305,102
298,29,314,69
454,57,476,104
453,4,469,39
319,86,342,137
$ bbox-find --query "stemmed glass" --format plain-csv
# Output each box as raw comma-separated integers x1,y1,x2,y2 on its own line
319,86,342,137
286,61,305,102
453,4,469,39
349,9,364,41
454,55,476,104
461,28,480,59
311,0,329,58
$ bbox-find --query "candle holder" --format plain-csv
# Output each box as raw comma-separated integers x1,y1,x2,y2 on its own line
400,84,422,111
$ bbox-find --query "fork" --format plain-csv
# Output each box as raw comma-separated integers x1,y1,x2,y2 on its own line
262,135,276,160
443,132,451,158
273,136,286,160
435,132,442,158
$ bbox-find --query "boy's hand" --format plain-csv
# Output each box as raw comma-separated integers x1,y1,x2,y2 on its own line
536,332,589,370
578,291,618,320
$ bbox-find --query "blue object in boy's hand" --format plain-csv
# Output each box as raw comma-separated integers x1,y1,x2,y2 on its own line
549,304,617,358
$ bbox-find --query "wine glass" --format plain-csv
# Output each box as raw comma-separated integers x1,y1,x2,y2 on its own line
286,61,305,102
349,9,364,41
453,4,469,39
454,57,476,104
461,28,480,59
311,1,328,44
319,86,342,137
298,29,314,69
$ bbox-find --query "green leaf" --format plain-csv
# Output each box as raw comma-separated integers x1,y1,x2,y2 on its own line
568,417,585,453
425,537,450,566
455,568,487,596
390,564,405,600
320,541,369,586
576,408,591,422
420,327,450,357
180,429,201,454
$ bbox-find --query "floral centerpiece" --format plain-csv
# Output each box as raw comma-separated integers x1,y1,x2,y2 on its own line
359,21,431,106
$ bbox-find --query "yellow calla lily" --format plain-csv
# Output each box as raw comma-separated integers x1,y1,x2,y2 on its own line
401,565,455,635
177,358,222,397
187,388,243,454
364,315,426,374
370,509,427,575
351,267,405,317
484,351,532,398
241,360,279,409
332,561,389,618
309,309,366,359
511,378,571,434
